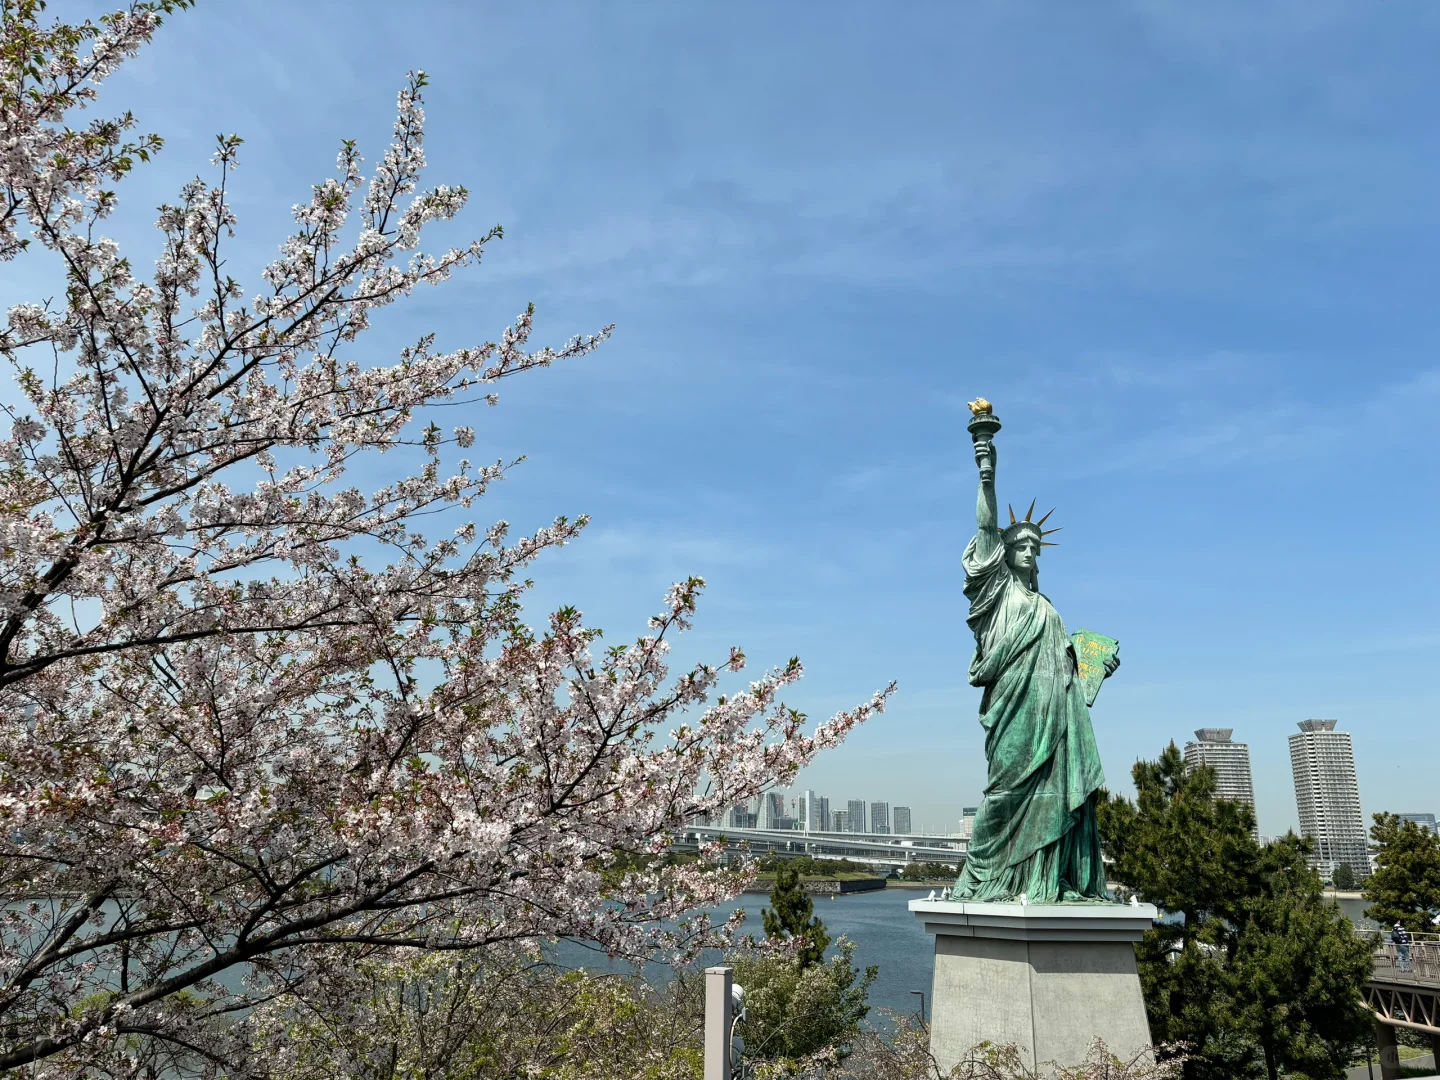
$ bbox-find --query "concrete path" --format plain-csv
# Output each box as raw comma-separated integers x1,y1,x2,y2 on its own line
1346,1052,1436,1078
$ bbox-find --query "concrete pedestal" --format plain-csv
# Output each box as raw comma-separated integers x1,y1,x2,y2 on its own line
911,898,1159,1072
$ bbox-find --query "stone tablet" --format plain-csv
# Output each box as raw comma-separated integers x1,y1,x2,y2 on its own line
1071,629,1118,707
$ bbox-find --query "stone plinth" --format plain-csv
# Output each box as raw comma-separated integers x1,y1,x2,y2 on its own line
911,898,1158,1071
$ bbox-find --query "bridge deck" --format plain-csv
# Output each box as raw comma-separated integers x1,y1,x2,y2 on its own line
1372,943,1440,989
1367,943,1440,1035
677,824,968,865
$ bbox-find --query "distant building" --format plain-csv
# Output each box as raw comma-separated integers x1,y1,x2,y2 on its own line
757,792,786,831
802,790,821,833
1184,728,1258,837
1290,719,1368,881
831,809,849,833
1399,813,1439,835
871,802,890,834
960,807,978,840
728,804,756,830
847,799,867,833
816,796,830,832
893,806,913,834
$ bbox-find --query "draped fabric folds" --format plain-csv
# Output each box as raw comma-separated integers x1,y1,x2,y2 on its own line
950,536,1109,903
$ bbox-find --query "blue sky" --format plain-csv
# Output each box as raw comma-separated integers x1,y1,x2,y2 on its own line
66,1,1440,834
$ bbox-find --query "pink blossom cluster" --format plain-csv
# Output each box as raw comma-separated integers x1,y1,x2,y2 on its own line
0,5,891,1075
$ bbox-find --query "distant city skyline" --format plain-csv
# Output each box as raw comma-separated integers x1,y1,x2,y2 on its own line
777,718,1435,849
792,703,1434,841
782,789,953,836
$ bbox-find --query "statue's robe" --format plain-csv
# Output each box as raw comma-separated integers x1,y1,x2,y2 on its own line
951,536,1108,903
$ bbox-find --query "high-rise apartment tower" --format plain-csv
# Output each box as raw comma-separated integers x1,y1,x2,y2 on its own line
847,799,867,834
893,806,913,834
871,802,890,834
1183,728,1258,836
1289,719,1368,881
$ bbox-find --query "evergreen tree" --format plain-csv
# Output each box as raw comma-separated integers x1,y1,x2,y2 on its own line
1229,836,1375,1080
762,862,831,968
1331,861,1356,890
733,940,876,1064
1100,743,1373,1080
1364,812,1440,928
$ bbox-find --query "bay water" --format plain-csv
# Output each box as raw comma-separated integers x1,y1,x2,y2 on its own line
556,889,1379,1020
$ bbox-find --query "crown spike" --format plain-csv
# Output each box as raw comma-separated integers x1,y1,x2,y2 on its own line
1041,527,1063,537
1036,507,1055,527
1040,541,1058,547
1008,504,1016,525
1024,499,1036,522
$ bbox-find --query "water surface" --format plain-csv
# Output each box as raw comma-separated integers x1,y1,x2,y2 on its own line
557,888,1381,1020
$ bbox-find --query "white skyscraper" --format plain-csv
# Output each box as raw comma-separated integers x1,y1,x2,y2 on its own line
1184,728,1258,836
893,806,913,834
757,791,785,831
871,801,890,834
1289,719,1368,881
803,790,823,833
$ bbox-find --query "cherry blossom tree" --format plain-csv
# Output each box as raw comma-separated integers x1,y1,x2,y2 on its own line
0,3,892,1073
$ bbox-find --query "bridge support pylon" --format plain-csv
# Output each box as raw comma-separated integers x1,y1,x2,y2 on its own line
1375,1019,1401,1079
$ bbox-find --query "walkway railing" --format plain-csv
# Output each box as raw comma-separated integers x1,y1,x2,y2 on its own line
1359,930,1440,987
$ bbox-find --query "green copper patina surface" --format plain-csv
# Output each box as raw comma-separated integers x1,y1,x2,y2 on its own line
951,402,1119,904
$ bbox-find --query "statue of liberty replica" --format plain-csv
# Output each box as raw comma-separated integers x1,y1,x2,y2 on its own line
913,400,1153,1072
952,398,1120,904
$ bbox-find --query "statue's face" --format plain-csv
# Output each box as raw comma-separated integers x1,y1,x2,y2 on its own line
1006,537,1038,575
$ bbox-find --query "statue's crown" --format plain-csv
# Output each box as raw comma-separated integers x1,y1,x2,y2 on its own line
999,499,1062,547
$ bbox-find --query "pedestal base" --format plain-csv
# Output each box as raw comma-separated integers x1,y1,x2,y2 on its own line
911,898,1158,1072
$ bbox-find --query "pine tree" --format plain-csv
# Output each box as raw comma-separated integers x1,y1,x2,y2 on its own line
1364,812,1440,928
1229,838,1374,1080
762,862,830,968
1332,861,1356,890
1100,743,1373,1080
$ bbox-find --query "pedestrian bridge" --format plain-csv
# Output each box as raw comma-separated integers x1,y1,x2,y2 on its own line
1361,932,1440,1079
1366,933,1440,1037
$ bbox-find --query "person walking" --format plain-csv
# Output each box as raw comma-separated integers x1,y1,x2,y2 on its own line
1394,920,1412,973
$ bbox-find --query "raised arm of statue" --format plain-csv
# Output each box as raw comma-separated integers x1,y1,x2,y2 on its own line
973,434,999,561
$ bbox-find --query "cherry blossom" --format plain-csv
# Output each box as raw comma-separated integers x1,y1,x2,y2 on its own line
0,4,892,1074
